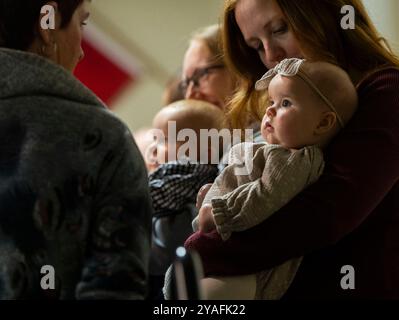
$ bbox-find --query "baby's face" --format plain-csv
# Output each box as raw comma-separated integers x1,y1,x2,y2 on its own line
261,75,325,149
152,106,222,164
152,112,184,164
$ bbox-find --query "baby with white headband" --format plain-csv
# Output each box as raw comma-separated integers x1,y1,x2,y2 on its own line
185,58,358,300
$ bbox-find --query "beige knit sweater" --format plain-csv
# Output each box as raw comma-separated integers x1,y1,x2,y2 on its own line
194,142,325,299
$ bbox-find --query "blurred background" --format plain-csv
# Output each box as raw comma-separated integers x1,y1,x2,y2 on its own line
74,0,399,132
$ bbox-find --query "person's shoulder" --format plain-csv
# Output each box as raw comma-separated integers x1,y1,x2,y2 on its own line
93,107,131,135
230,141,266,152
73,104,134,149
262,143,289,153
357,66,399,95
257,144,294,163
263,144,322,162
296,145,324,165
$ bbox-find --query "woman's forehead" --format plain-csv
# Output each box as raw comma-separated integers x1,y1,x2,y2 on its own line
269,75,309,99
235,0,284,43
183,41,212,73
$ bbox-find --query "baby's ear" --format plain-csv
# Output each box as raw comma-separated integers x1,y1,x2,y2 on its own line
314,111,337,135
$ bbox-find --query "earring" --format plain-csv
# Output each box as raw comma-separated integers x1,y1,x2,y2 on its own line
41,44,47,56
41,42,57,57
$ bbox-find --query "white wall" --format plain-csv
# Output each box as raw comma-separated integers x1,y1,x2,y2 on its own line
90,0,399,132
91,0,224,132
363,0,399,52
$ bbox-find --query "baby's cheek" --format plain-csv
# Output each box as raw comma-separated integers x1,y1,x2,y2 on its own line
283,122,298,136
155,144,167,163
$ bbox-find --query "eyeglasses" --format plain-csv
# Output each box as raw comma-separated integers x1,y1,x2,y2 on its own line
179,64,225,93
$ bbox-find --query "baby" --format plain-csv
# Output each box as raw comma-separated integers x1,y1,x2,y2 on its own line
165,58,358,300
148,99,225,299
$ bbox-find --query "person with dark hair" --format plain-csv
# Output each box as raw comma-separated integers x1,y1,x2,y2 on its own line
0,0,82,44
0,0,152,299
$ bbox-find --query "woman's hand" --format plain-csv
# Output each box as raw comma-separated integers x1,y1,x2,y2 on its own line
198,204,216,232
196,183,213,209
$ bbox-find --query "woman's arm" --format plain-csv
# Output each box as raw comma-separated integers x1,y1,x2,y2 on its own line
185,69,399,277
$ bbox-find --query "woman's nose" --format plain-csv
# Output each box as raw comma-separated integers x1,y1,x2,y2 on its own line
263,42,285,68
185,84,204,100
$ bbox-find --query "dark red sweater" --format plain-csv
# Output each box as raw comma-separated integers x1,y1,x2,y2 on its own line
185,68,399,299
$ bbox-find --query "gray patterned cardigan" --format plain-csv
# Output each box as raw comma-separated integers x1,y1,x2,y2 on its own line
0,48,152,299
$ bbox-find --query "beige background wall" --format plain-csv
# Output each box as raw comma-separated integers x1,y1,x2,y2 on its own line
363,0,399,52
90,0,224,132
89,0,399,132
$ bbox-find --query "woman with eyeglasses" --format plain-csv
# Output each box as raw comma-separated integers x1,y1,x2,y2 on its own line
185,24,265,233
181,24,237,112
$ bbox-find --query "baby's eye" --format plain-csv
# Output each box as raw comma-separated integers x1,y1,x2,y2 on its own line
268,100,274,106
281,99,292,107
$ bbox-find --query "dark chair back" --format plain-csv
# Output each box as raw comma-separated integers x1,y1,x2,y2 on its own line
170,247,203,300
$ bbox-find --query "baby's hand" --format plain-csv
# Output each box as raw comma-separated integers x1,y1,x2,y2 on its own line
196,184,212,209
198,204,215,233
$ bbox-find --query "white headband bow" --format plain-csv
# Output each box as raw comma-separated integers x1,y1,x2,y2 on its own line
255,58,344,128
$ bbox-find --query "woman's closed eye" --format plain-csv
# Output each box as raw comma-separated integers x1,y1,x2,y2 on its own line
198,68,211,79
272,23,288,35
